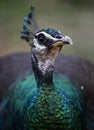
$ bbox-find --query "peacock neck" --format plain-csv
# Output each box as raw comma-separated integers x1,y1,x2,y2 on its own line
31,53,54,89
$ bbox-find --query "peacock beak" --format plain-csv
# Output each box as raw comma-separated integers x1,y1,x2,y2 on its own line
53,35,73,47
62,35,73,45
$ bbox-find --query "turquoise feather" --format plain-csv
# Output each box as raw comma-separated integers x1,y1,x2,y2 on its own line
0,74,83,130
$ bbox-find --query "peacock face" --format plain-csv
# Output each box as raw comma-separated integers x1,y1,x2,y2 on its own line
32,28,73,56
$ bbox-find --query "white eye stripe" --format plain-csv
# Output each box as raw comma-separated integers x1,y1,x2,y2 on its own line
36,31,61,41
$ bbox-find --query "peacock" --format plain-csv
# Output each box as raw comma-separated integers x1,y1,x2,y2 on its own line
0,5,94,130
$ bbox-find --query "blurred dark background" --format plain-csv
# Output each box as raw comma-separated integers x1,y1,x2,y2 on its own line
0,0,94,62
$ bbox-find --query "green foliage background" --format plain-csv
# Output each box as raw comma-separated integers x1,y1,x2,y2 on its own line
0,0,94,62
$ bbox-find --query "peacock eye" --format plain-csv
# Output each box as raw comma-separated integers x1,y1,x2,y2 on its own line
37,34,46,44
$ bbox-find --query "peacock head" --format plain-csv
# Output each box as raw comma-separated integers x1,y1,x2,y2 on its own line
32,29,73,58
21,6,73,59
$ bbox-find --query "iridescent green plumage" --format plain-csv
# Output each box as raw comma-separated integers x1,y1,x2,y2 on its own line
0,74,83,130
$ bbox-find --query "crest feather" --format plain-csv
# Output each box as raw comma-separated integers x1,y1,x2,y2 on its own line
20,5,39,43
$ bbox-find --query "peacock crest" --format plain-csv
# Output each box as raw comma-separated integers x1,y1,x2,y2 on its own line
21,5,39,43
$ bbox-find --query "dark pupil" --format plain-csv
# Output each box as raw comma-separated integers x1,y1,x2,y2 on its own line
37,34,45,43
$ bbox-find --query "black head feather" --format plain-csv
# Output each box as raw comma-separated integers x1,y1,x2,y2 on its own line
37,28,63,39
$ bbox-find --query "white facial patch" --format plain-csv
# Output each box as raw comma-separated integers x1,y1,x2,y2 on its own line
33,31,60,52
33,38,46,51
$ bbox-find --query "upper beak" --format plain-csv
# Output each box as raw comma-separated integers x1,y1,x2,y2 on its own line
53,35,73,47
